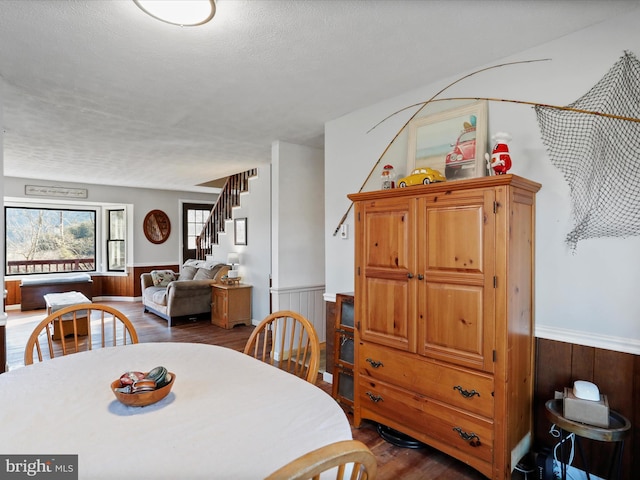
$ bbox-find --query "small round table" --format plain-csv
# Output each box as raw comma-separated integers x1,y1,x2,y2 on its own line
545,399,631,480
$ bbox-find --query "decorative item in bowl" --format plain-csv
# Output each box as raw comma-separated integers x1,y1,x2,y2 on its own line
111,366,175,407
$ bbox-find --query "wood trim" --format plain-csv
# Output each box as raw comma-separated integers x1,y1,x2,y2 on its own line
348,174,541,203
325,300,336,375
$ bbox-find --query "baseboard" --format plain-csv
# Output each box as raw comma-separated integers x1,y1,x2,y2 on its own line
93,296,137,302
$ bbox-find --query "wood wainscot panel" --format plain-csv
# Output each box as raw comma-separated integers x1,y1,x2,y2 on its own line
534,338,637,480
634,354,640,477
95,273,132,297
4,280,21,306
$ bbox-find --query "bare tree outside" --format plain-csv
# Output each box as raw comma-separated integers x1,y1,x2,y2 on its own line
5,207,96,274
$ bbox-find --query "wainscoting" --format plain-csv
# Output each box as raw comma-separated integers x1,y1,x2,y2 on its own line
534,337,638,480
270,284,326,342
325,298,639,480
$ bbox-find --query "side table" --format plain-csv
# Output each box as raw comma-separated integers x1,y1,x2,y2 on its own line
43,291,92,340
544,398,631,480
211,284,252,329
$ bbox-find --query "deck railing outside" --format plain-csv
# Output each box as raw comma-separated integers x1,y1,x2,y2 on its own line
6,258,95,275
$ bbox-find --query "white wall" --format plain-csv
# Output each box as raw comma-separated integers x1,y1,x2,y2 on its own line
325,10,640,354
4,176,216,267
272,141,325,288
272,141,326,339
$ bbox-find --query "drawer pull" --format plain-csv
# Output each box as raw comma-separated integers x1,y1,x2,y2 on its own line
453,427,481,447
365,358,384,368
365,392,384,403
453,385,480,398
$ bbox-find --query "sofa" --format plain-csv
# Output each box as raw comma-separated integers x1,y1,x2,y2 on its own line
141,260,229,327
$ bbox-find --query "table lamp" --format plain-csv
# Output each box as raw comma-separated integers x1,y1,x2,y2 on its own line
227,253,240,278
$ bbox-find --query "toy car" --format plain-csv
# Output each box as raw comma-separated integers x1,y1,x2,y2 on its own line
397,168,446,187
445,128,476,178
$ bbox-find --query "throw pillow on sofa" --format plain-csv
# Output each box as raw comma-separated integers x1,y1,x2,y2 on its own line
150,270,177,287
183,258,205,268
193,263,225,281
178,265,198,281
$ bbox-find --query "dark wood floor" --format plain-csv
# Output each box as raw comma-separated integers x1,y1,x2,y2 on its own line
4,301,527,480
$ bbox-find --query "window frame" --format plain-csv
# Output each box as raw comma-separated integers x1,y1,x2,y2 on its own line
107,209,126,272
4,204,98,276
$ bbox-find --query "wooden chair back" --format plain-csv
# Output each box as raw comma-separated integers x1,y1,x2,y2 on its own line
243,310,320,384
24,303,139,366
265,440,377,480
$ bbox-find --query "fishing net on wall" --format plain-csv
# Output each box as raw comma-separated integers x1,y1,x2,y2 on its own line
535,51,640,250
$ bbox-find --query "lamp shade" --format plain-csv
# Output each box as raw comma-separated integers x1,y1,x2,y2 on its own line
227,253,239,265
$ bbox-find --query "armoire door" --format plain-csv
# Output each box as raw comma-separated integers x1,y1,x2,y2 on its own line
356,196,417,352
417,188,497,372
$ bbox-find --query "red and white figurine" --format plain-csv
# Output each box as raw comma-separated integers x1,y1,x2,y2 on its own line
486,132,512,175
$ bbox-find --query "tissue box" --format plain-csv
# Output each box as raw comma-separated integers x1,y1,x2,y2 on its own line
563,387,609,427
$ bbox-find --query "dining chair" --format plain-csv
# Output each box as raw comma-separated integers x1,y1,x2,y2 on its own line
24,303,139,365
265,440,377,480
243,310,320,384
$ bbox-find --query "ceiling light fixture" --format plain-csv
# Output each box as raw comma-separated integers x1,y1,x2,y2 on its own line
133,0,216,27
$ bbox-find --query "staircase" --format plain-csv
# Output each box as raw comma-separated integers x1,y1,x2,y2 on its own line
196,168,257,260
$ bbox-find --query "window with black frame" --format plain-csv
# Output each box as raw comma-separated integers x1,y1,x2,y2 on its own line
5,206,96,275
107,209,125,272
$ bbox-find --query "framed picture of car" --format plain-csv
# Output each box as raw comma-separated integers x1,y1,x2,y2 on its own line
406,100,488,181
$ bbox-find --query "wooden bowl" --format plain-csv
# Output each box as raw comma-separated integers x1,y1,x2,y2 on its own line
111,372,175,407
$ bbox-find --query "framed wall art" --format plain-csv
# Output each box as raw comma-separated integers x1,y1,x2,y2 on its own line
143,209,171,244
406,100,488,181
234,217,247,245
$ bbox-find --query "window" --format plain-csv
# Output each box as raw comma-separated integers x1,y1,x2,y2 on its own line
187,208,210,249
5,206,96,275
182,203,212,261
107,209,125,272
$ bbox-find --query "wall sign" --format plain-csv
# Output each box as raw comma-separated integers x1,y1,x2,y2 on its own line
25,185,88,198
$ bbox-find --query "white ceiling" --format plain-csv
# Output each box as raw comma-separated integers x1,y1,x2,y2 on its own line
1,0,637,193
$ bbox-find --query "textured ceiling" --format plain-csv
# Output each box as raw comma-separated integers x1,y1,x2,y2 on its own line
1,0,638,193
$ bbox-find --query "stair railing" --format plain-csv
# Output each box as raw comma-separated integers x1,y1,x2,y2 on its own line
196,168,257,259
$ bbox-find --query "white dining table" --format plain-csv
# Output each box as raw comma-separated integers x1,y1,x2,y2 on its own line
0,342,352,479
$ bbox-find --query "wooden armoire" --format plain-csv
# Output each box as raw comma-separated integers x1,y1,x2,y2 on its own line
348,174,541,479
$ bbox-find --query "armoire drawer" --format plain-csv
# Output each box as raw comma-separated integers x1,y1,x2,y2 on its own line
359,376,494,465
359,342,494,419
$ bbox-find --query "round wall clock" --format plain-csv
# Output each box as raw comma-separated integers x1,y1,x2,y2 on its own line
143,209,171,244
